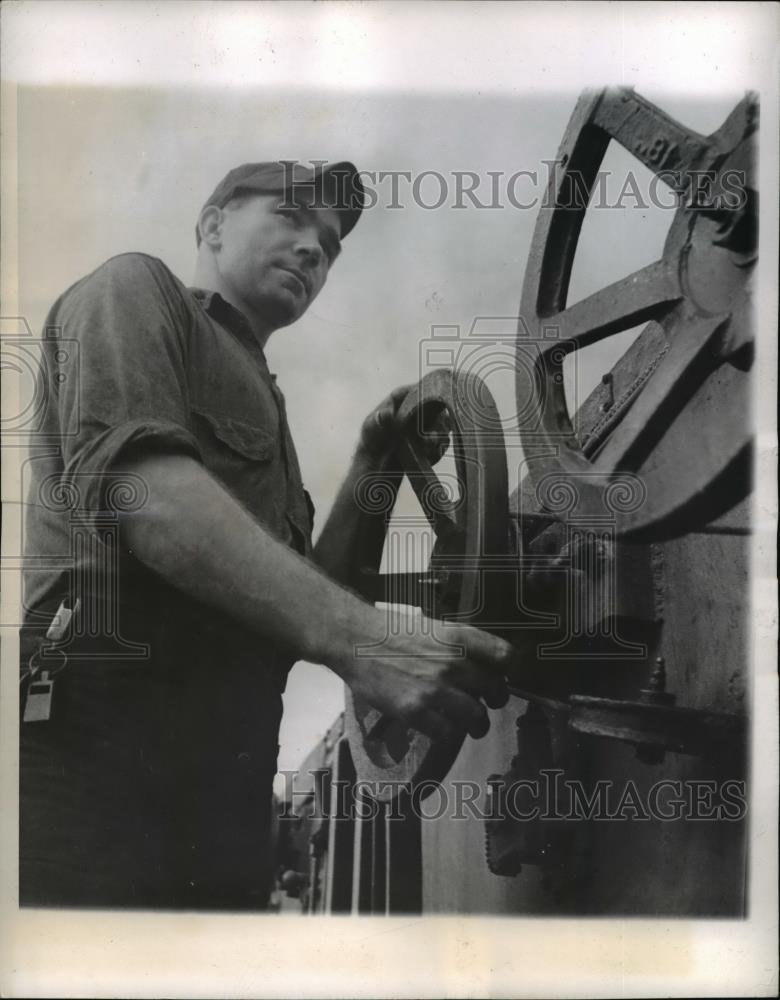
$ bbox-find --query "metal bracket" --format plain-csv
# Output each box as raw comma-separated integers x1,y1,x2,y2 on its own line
484,704,569,877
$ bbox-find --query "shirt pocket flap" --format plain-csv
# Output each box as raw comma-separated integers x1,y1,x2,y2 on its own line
193,409,275,461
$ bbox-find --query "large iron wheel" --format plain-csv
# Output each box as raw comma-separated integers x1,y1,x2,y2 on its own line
518,87,756,541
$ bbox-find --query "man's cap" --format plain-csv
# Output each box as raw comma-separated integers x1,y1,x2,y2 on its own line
197,160,364,243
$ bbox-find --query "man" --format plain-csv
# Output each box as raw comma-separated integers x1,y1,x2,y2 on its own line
20,161,513,911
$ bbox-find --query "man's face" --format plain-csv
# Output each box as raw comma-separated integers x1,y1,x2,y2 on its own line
214,192,342,329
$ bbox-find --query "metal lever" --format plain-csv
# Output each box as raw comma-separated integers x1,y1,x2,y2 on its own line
568,658,746,763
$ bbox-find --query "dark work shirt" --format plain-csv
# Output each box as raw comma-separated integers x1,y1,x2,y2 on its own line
24,251,314,619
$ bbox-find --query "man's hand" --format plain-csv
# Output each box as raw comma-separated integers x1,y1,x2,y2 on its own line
122,454,513,745
315,384,452,586
358,384,453,466
330,605,512,742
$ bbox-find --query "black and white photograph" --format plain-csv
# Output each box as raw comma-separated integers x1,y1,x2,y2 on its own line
1,2,777,996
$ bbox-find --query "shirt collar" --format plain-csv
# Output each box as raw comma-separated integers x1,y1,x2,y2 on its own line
188,287,273,374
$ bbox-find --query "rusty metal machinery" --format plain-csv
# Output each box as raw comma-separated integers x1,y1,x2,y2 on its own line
343,88,754,897
509,87,755,770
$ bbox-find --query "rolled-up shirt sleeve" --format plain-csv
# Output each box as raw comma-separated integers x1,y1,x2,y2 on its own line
52,254,202,523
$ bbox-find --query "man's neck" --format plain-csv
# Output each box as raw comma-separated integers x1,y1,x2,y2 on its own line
191,259,275,349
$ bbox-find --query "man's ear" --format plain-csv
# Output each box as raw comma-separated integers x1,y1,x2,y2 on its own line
197,205,224,248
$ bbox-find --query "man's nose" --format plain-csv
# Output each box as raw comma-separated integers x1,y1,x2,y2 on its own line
293,231,325,268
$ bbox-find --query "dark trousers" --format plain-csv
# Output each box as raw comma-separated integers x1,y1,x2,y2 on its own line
19,595,285,911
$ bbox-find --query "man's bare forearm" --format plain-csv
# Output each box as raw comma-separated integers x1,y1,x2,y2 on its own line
313,445,399,586
121,453,378,675
120,452,514,739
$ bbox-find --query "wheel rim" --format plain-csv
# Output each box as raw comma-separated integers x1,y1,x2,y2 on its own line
344,369,509,802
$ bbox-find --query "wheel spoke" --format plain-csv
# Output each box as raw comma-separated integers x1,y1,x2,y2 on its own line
545,258,682,349
398,437,458,538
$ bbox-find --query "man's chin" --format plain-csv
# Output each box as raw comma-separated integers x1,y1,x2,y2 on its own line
255,293,305,330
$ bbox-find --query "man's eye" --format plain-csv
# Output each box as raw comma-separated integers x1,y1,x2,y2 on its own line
322,241,341,264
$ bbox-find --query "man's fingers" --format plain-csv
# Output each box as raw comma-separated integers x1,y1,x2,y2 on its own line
433,409,453,435
368,391,453,465
416,406,452,464
464,699,490,739
447,660,509,710
377,384,414,418
362,385,415,454
409,708,457,743
388,384,415,410
375,405,395,430
480,673,510,710
439,621,518,670
433,685,491,740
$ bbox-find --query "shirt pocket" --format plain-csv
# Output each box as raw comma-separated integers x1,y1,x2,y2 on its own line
193,409,276,462
191,408,282,516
